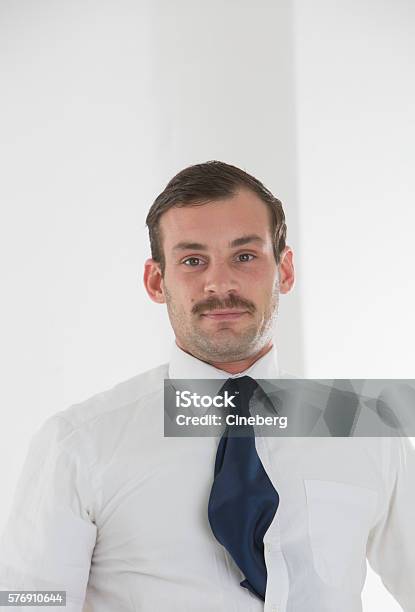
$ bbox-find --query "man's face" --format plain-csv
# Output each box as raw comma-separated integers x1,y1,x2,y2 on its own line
148,189,293,363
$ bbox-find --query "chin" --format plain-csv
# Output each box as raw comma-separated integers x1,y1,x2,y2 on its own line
198,338,257,362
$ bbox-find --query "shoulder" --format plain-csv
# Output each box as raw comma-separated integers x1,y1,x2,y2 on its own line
36,362,169,446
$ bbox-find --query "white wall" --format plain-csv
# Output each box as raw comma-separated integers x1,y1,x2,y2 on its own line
294,0,415,379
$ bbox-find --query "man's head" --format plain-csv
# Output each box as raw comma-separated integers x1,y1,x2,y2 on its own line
144,160,294,365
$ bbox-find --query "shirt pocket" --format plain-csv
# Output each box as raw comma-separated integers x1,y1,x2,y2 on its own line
304,479,378,588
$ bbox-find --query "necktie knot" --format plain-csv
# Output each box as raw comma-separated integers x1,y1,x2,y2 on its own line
234,375,259,402
221,375,259,418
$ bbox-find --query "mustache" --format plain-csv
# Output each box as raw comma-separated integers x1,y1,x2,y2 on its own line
192,294,256,315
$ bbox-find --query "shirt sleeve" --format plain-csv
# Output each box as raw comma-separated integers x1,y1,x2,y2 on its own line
0,414,97,611
366,436,415,612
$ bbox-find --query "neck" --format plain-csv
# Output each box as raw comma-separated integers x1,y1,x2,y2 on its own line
176,340,274,375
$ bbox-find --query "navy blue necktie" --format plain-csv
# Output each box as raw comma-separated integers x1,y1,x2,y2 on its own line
207,375,280,601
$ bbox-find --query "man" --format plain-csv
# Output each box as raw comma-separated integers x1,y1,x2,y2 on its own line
0,161,414,611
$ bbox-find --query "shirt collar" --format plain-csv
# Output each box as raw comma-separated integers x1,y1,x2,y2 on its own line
167,342,280,417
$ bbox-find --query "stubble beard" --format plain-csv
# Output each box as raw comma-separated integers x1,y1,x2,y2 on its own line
164,283,280,363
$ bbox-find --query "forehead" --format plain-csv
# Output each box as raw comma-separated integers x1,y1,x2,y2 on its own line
159,189,273,249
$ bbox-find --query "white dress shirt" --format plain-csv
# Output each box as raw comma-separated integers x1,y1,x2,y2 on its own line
0,343,414,611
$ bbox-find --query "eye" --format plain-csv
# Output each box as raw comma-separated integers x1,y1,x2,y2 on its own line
183,257,205,266
236,253,256,262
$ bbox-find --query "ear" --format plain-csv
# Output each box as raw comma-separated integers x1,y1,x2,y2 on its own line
278,246,295,294
143,258,166,304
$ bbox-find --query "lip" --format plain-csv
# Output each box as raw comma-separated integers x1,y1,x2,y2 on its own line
201,311,248,320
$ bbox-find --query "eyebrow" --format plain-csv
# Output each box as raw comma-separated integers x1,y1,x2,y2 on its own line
172,234,265,251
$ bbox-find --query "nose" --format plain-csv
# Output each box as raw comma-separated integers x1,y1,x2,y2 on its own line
203,260,241,296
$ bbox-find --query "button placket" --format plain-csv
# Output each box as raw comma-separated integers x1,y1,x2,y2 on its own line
264,528,288,612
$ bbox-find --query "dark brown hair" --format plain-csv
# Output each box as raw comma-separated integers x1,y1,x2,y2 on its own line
145,160,287,274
